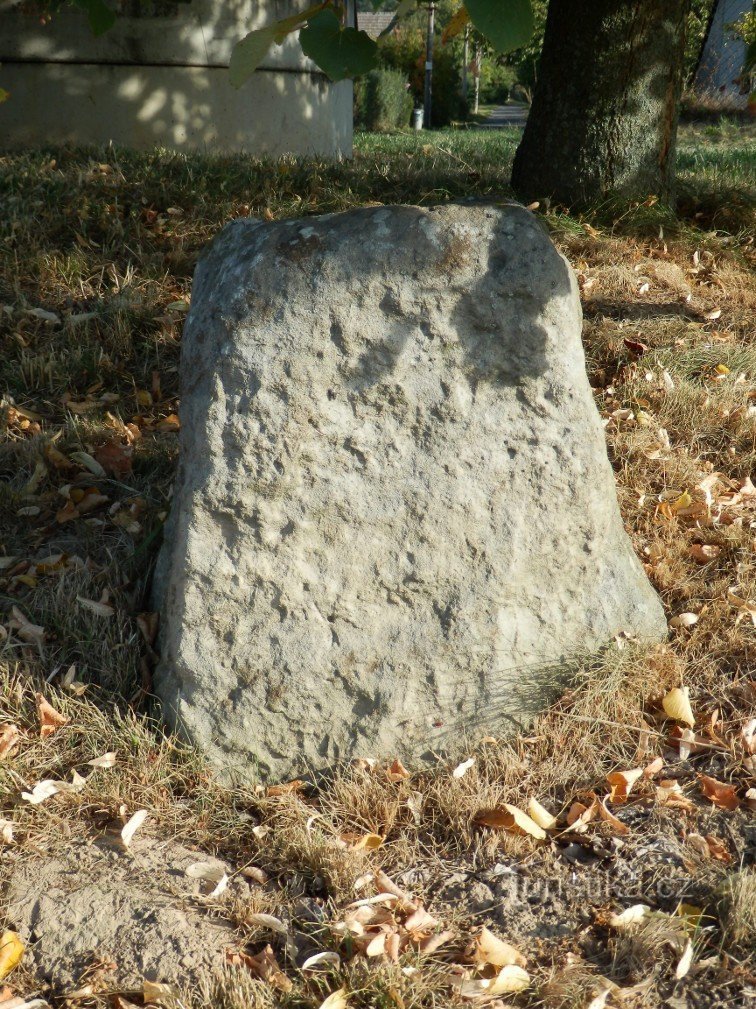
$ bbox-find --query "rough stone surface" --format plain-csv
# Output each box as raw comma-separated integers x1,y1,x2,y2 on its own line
154,203,666,782
4,838,239,990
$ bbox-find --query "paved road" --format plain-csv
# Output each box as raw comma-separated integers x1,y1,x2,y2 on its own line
481,103,529,128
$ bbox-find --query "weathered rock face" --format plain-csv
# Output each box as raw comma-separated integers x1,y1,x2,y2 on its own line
154,203,666,782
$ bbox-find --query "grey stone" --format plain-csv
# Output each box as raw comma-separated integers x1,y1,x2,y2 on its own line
153,203,666,782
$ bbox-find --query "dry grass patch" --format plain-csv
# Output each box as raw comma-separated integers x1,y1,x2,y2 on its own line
1,123,755,1006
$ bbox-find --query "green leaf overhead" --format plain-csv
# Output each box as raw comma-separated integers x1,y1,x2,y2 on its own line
229,25,279,88
73,0,116,37
299,9,378,81
464,0,534,54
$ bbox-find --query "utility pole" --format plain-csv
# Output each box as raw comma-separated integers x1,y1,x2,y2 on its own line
461,23,469,106
423,2,435,128
472,42,481,115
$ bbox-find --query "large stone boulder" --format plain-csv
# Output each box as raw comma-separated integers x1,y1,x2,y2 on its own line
154,203,666,782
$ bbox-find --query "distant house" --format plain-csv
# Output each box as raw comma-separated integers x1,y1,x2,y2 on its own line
694,0,752,108
357,11,397,39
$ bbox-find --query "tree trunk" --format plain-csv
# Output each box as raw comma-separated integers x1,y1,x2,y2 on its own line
511,0,690,207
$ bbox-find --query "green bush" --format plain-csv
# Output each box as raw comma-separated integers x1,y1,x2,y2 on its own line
355,67,414,131
379,28,464,127
479,61,516,104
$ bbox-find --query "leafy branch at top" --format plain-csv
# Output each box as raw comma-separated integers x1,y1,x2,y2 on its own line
36,0,535,85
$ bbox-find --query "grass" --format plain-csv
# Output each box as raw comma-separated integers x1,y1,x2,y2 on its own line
1,119,755,1008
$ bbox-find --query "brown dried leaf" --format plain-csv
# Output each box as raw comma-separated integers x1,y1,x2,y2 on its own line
606,768,644,804
698,775,739,811
386,759,410,782
0,725,20,761
94,440,133,478
474,804,546,840
36,694,69,739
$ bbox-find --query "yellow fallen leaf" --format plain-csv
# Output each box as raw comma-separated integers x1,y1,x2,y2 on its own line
474,926,526,968
474,804,546,840
608,905,650,928
598,797,630,835
319,990,349,1009
662,686,695,727
0,931,24,980
350,833,383,851
142,981,179,1006
527,797,557,830
488,965,530,995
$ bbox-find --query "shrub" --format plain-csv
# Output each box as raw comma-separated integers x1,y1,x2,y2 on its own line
355,68,413,131
379,28,464,127
479,61,516,104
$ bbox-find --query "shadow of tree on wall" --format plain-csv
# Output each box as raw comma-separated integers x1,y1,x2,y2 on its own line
0,0,349,153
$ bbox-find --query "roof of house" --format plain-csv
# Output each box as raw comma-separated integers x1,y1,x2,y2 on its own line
356,11,397,39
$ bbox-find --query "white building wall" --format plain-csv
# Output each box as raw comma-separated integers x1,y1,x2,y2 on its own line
0,0,353,155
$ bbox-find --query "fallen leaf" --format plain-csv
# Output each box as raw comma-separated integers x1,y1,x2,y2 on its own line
121,809,149,848
597,797,630,836
675,939,694,979
698,775,739,811
689,544,721,564
87,752,117,768
318,990,349,1009
0,932,24,980
76,596,115,617
349,832,384,851
247,913,287,935
241,865,269,885
655,779,694,811
0,725,20,761
745,788,756,811
69,451,106,477
642,756,664,778
21,780,60,804
606,767,644,804
185,861,229,897
386,759,410,782
526,797,557,830
94,440,133,478
36,693,69,739
0,819,14,845
608,905,650,928
10,607,45,648
662,686,695,727
452,757,475,778
474,926,526,968
265,779,305,797
142,981,179,1006
703,835,732,863
301,951,341,970
225,945,292,992
669,612,699,630
474,804,546,840
566,800,597,830
741,718,756,755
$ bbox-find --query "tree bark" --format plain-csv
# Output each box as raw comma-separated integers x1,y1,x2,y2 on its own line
511,0,690,207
